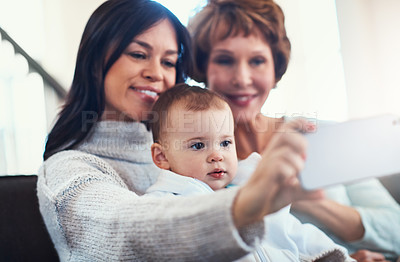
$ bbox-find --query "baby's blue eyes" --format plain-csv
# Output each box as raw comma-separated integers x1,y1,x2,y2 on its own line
190,140,232,150
191,142,205,150
220,140,232,147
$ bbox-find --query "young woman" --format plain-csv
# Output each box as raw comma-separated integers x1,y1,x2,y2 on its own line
189,0,400,261
38,0,323,260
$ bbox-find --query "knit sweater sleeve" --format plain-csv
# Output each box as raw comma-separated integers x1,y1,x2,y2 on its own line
37,150,264,261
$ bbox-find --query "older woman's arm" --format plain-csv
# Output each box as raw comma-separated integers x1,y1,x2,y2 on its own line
345,179,400,254
291,197,364,241
292,179,400,260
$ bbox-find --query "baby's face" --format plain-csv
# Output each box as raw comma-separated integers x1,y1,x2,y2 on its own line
161,104,238,190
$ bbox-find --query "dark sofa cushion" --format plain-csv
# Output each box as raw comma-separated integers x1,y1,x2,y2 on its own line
380,174,400,204
0,175,59,262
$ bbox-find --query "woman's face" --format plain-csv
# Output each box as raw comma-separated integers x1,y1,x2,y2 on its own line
206,31,276,123
103,19,178,121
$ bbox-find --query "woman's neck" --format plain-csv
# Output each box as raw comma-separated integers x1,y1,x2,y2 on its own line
235,115,284,160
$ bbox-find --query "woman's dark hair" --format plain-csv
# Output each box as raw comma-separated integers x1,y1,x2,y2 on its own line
44,0,192,160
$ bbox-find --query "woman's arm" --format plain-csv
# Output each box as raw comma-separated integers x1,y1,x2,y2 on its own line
38,151,263,261
291,198,364,241
350,249,390,262
345,179,400,255
292,179,400,259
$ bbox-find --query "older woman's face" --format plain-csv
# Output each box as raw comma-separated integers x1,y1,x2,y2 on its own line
103,19,178,121
206,31,275,123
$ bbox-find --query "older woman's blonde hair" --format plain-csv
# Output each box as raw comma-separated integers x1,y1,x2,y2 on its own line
188,0,290,84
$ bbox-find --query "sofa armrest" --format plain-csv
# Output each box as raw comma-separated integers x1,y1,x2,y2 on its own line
0,175,59,261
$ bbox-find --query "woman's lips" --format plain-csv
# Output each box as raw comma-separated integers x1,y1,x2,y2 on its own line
226,94,256,107
129,86,159,103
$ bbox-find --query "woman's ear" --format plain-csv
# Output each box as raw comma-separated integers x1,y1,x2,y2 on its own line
151,143,170,170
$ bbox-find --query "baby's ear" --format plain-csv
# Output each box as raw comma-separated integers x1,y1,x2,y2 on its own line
151,143,170,170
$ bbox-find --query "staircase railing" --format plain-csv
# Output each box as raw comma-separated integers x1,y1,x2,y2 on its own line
0,27,66,99
0,27,66,175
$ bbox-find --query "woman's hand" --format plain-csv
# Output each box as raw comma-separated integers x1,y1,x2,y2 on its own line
233,118,323,228
350,250,389,262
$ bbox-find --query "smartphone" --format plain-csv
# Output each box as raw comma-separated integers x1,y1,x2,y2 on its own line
300,114,400,190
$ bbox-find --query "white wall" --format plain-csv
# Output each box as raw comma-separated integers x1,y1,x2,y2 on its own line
41,0,105,89
0,0,104,89
1,0,399,175
336,0,400,119
0,0,46,60
2,0,399,121
265,0,348,121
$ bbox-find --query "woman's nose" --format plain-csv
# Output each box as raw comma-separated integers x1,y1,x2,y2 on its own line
232,62,252,87
143,60,163,82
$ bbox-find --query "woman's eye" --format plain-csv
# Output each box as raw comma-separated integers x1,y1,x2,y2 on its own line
250,57,266,66
213,56,234,66
190,142,205,150
163,60,176,68
220,140,232,148
127,52,146,60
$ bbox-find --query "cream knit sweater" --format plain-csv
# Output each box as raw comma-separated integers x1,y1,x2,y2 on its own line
37,121,264,261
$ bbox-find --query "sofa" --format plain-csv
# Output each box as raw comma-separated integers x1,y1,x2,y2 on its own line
0,173,398,262
0,175,59,262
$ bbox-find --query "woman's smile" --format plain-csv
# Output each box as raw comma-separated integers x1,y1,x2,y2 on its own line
128,86,160,103
224,93,258,107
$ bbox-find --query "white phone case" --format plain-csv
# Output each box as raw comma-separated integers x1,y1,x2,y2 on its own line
300,114,400,190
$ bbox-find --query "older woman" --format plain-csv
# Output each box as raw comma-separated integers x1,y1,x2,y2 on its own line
189,0,400,261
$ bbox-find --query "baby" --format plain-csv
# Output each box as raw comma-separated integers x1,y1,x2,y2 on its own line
146,84,353,262
148,83,237,194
